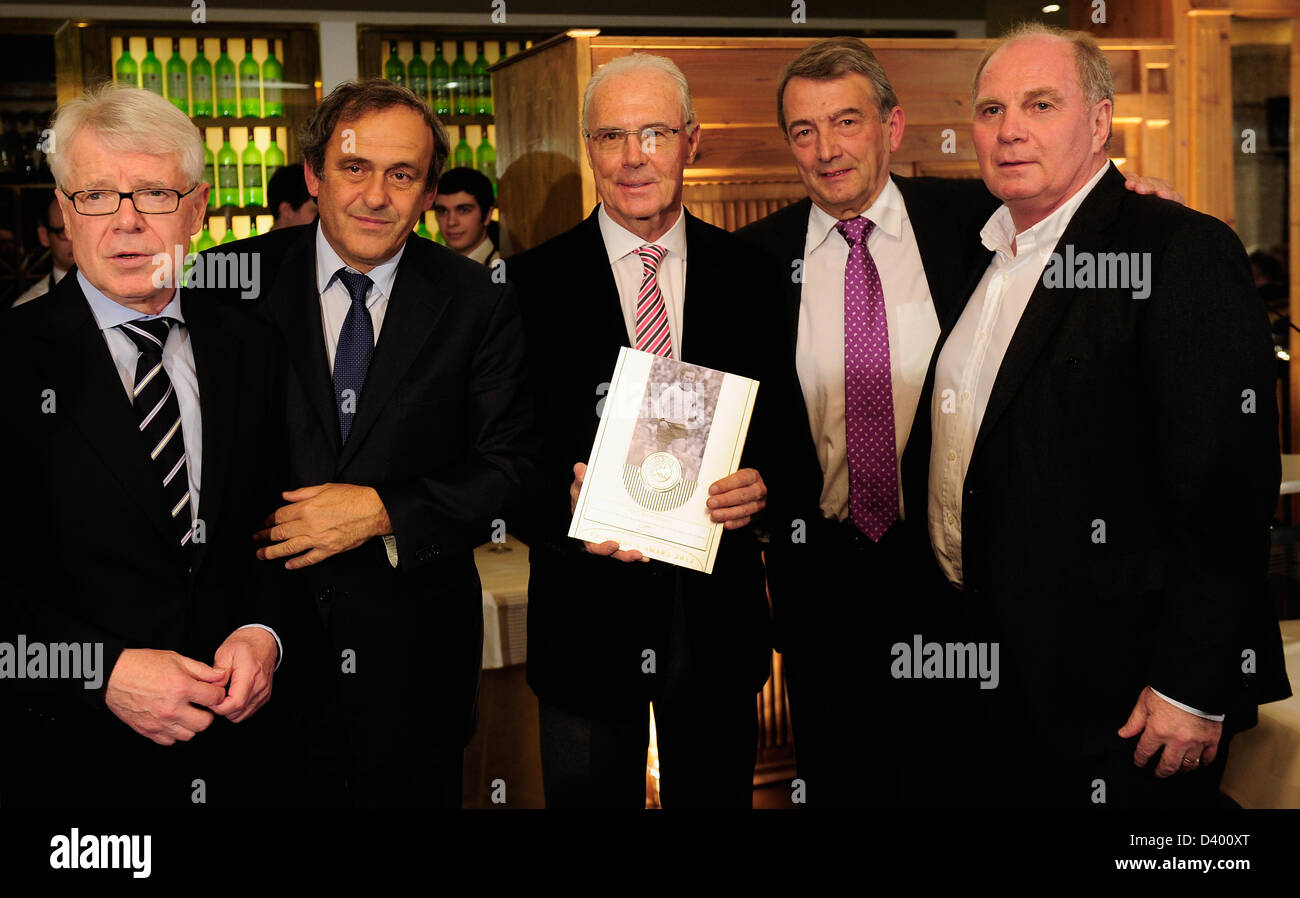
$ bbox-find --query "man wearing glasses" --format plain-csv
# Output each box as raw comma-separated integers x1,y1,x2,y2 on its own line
509,53,808,807
11,194,76,308
0,85,287,807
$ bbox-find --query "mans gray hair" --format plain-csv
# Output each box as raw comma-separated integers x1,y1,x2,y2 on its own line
49,83,204,189
972,22,1114,109
777,37,900,133
582,53,697,134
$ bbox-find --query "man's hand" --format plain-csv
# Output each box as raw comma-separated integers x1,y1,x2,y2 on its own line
707,468,766,530
570,462,646,562
254,483,392,570
208,627,277,723
104,649,230,746
1124,174,1185,206
1118,686,1223,778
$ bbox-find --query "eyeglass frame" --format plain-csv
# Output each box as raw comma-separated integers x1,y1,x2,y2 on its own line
582,123,694,153
60,185,200,216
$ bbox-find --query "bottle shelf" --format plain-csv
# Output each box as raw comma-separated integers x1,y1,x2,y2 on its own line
439,114,495,127
193,116,286,128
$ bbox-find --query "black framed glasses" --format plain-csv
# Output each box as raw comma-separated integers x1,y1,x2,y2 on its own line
61,185,198,216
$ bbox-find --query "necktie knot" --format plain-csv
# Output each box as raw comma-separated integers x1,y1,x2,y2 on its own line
118,317,177,356
636,244,667,277
835,216,875,247
336,268,373,307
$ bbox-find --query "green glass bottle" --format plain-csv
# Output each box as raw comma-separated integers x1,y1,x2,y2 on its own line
475,130,496,194
262,42,284,117
196,221,216,251
248,220,260,238
217,137,239,207
140,39,163,96
239,44,261,117
408,45,428,105
215,40,237,118
384,41,405,87
431,44,450,117
219,219,237,244
497,41,509,64
115,40,139,87
165,38,189,114
242,141,263,207
451,43,471,116
472,42,492,116
415,214,432,239
263,137,285,183
203,144,216,208
453,130,474,169
191,39,214,116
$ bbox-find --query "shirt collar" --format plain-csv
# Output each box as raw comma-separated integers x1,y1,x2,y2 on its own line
466,233,495,265
806,175,906,253
597,202,688,267
315,220,406,303
78,269,186,332
980,160,1110,264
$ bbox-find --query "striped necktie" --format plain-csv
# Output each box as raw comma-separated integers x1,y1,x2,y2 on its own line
634,244,673,358
118,317,194,548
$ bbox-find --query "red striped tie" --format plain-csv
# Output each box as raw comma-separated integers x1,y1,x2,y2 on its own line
634,244,673,358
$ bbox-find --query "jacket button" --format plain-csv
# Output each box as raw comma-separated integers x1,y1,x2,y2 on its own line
318,586,333,602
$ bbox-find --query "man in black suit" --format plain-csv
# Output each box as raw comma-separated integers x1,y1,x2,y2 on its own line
227,81,535,808
509,53,806,808
0,85,285,808
900,24,1290,807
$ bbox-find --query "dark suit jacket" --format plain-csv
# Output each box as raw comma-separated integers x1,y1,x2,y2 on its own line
509,208,808,717
735,176,999,653
218,223,536,752
0,269,287,804
900,162,1291,752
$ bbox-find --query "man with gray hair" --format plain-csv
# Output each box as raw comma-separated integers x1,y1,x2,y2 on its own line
510,53,807,807
0,85,288,807
901,23,1290,806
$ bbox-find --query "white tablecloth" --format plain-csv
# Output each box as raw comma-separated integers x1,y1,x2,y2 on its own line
1221,619,1300,808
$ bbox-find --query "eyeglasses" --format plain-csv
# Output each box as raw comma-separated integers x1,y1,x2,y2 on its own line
584,125,691,155
61,186,198,216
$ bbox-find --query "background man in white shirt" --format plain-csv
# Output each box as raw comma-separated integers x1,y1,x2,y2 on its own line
10,194,76,308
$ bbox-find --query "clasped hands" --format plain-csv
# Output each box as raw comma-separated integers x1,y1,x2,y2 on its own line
569,461,766,562
104,626,277,745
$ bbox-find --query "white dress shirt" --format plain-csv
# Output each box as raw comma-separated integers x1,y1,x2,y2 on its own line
465,234,501,267
926,161,1214,719
798,177,940,521
80,271,281,662
599,203,687,357
12,265,68,308
314,223,404,568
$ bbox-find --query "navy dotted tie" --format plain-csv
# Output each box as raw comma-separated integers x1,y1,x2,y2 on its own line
333,268,374,444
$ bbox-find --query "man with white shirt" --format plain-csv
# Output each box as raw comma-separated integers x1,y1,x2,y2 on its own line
11,195,75,308
0,85,286,807
222,79,536,807
434,167,501,266
509,53,806,807
901,23,1290,807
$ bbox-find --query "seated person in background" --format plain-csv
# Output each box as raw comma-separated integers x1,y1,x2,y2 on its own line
268,164,318,230
434,167,501,265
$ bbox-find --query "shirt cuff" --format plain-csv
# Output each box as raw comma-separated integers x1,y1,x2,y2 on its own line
236,624,283,671
383,534,399,569
1150,687,1224,722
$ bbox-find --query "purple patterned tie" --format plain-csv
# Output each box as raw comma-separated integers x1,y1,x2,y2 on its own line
836,216,898,541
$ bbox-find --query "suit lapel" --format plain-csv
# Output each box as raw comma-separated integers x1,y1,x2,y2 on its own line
182,289,241,572
778,198,811,357
268,229,341,458
970,163,1127,462
577,209,633,354
337,235,451,470
37,275,180,550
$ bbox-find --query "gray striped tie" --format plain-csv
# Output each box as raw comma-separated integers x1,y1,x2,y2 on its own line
118,317,194,548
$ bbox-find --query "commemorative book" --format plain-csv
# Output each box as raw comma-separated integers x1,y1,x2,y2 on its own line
568,348,758,574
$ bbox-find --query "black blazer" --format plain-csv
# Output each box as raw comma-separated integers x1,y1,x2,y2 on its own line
509,208,808,716
734,175,999,649
0,270,287,784
900,162,1291,751
220,223,537,748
